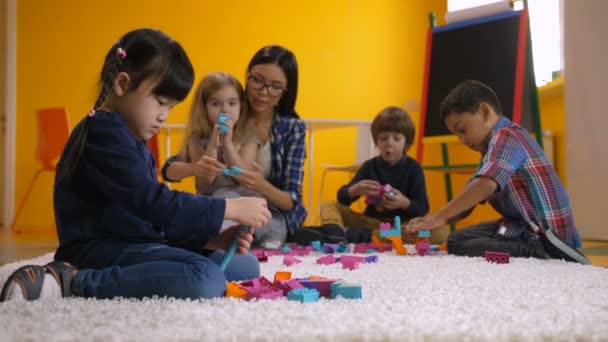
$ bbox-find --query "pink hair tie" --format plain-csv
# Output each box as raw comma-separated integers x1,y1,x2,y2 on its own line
116,47,127,60
88,109,96,117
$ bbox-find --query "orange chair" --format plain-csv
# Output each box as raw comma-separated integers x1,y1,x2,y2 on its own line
147,133,161,173
11,107,70,233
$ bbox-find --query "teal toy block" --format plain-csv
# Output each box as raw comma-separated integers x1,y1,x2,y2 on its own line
330,280,362,299
287,288,320,303
311,241,322,252
418,230,431,238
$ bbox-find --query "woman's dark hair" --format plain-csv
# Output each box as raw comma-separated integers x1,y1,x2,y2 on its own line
61,28,194,179
371,106,416,152
247,45,299,118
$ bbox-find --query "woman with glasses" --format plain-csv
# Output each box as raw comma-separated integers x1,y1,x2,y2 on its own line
231,45,307,249
161,45,306,249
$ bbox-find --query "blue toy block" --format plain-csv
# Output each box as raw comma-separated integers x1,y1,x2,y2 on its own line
222,168,234,177
311,240,322,252
218,113,228,123
287,288,320,303
231,166,243,175
280,245,292,254
394,216,401,228
335,243,348,253
218,225,248,272
429,245,439,252
418,230,431,238
330,280,362,299
365,248,378,254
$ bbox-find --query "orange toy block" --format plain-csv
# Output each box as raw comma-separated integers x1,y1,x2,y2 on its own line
439,243,447,251
226,282,247,299
273,271,292,285
386,236,408,255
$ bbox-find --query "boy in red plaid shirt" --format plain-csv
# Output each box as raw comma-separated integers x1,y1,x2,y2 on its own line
408,80,589,264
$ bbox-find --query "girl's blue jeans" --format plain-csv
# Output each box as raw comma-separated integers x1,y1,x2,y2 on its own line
70,243,260,299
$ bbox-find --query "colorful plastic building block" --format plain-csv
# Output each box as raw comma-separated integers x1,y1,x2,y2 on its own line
364,255,379,263
273,271,292,285
311,240,322,252
276,279,304,295
280,245,292,254
287,288,320,303
316,255,339,265
299,279,336,297
330,280,362,299
365,184,394,205
342,260,360,270
225,282,247,299
335,243,348,253
340,255,366,263
379,216,401,238
245,287,284,300
322,243,338,254
218,225,248,271
415,229,431,256
485,251,510,264
283,255,302,266
218,113,229,134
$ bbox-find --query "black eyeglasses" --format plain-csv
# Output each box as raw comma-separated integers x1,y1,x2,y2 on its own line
247,74,286,97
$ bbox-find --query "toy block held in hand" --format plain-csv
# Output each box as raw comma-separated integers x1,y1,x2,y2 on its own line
218,113,229,134
365,184,395,205
485,251,511,264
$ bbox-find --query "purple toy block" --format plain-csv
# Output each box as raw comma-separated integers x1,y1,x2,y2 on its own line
364,255,379,263
316,255,338,265
299,279,336,297
485,251,511,264
283,255,302,266
342,260,360,270
322,243,338,254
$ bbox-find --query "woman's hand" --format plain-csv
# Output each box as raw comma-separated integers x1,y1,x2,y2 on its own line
194,155,226,178
233,162,270,194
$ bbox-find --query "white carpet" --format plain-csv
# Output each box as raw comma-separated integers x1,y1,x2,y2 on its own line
1,252,607,341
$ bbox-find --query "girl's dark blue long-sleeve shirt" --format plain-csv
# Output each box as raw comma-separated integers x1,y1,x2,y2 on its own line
337,155,429,221
53,111,226,269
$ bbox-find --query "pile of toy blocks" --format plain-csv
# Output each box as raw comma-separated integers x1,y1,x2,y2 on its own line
225,271,362,303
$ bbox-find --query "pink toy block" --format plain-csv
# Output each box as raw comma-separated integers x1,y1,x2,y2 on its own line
416,240,431,256
283,255,303,266
485,251,511,264
245,287,284,301
276,279,304,295
342,260,360,270
251,248,266,258
240,276,273,290
264,250,282,257
316,255,338,265
379,222,392,230
340,255,366,263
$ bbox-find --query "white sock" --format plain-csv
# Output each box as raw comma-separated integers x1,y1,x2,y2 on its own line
39,274,62,299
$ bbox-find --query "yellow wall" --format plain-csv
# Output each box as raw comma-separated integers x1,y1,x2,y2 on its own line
14,0,447,230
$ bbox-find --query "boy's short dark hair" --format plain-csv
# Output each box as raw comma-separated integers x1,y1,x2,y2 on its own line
440,80,503,121
371,106,416,151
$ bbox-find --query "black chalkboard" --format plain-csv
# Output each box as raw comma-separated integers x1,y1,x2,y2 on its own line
420,10,534,138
